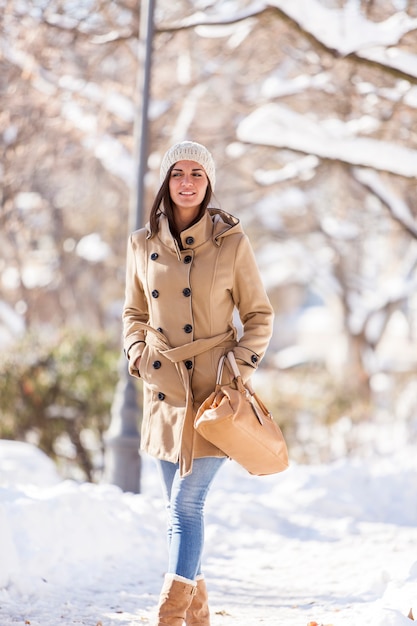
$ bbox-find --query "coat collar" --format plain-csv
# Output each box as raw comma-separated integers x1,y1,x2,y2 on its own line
147,209,242,258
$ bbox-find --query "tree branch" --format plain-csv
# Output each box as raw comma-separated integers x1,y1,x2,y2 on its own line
353,167,417,239
155,1,269,33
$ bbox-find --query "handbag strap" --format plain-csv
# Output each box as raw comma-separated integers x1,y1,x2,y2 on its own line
215,353,242,389
215,351,271,419
225,351,241,378
226,351,270,419
215,355,227,386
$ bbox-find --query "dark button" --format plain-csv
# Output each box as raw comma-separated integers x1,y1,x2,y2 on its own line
185,237,194,245
251,354,258,364
183,287,191,297
158,392,165,401
157,327,163,333
184,324,193,334
152,289,159,298
185,360,193,370
150,252,159,261
153,360,162,369
184,255,192,264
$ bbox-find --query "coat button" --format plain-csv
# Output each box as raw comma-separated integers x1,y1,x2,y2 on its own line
157,327,163,333
185,360,193,370
153,360,162,369
150,252,159,260
158,392,165,401
183,324,193,334
152,289,159,298
185,236,194,245
183,287,191,297
184,255,192,264
251,354,258,364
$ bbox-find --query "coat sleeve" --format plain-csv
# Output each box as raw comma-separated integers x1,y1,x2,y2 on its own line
122,232,149,376
231,234,274,380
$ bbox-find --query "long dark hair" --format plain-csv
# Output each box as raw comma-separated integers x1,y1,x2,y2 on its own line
148,164,213,241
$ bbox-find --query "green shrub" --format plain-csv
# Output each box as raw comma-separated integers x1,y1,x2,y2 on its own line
0,330,121,481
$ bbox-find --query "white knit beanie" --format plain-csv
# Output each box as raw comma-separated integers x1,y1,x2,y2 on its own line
160,141,216,190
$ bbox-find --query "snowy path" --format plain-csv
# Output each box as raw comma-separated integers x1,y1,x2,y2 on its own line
0,442,416,626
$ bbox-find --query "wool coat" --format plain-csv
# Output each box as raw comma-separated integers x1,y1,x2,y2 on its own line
123,208,274,476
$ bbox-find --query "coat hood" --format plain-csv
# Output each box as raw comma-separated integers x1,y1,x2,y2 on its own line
209,208,243,244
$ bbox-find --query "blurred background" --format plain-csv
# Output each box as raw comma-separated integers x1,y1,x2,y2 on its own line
1,0,417,484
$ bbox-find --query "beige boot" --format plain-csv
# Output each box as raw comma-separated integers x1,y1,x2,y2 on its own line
156,574,197,626
185,576,210,626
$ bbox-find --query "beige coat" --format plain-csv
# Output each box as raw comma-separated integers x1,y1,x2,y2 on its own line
123,208,274,475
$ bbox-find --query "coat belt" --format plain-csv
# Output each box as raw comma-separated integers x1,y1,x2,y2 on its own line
131,322,236,476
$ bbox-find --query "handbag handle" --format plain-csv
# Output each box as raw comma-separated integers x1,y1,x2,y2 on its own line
225,352,255,394
226,351,271,420
215,352,244,388
218,351,255,390
216,352,270,418
225,351,241,378
215,354,227,386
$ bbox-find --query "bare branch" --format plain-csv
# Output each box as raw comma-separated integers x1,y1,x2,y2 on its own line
156,1,269,32
353,167,417,239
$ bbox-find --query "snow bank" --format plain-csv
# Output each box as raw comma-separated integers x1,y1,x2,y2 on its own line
0,441,166,594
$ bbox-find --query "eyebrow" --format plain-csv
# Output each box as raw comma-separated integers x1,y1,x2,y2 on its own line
172,167,204,172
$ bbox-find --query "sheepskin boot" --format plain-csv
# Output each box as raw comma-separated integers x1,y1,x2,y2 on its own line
185,576,210,626
156,573,197,626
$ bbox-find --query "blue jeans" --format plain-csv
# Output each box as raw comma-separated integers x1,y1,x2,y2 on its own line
157,457,226,581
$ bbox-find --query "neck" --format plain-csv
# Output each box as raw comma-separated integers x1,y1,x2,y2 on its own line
173,207,201,233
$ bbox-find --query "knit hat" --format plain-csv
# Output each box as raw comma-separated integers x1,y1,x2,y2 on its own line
160,141,216,190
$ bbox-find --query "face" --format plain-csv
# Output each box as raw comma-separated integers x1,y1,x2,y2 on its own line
168,160,209,216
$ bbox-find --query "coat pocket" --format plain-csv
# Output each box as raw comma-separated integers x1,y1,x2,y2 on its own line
138,344,185,404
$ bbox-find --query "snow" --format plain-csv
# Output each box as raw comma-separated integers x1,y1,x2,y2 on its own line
76,233,112,263
86,134,136,187
1,440,417,626
237,104,417,178
269,0,417,57
59,76,136,123
357,47,417,81
164,0,417,63
254,155,319,185
260,72,331,100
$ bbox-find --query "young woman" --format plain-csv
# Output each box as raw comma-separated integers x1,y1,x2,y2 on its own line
123,141,274,626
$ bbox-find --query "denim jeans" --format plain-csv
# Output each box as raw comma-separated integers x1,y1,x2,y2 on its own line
157,457,226,581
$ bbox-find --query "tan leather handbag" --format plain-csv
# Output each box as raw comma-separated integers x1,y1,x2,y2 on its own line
195,352,289,475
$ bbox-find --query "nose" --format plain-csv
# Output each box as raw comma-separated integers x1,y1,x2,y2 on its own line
181,174,193,186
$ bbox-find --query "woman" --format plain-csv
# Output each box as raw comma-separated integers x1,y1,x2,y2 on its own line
123,141,274,626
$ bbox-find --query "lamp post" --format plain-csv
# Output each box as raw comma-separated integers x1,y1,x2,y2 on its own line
104,0,155,493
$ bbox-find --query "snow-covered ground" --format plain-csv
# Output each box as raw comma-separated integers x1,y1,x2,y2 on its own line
0,440,416,626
